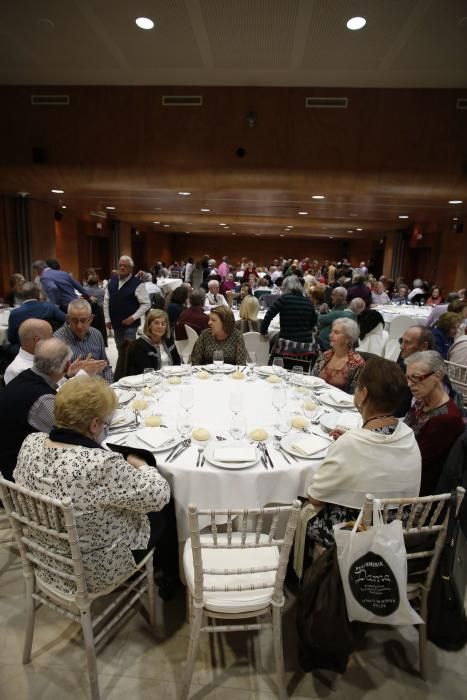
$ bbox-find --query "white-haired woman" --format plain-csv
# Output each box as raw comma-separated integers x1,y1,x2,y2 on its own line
404,350,464,495
311,317,364,393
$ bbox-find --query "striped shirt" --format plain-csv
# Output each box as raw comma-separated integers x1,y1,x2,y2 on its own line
54,324,113,383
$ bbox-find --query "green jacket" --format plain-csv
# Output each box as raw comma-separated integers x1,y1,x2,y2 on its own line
317,307,356,350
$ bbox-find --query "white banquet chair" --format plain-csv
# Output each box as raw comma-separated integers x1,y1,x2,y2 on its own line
243,331,270,365
361,488,465,679
183,325,199,358
388,315,420,340
357,324,389,356
445,360,467,407
384,338,401,361
181,501,301,700
0,478,160,700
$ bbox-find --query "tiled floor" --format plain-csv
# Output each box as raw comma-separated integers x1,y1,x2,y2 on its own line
1,528,466,700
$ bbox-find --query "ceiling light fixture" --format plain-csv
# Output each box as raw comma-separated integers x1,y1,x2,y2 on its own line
346,16,366,30
311,195,325,200
178,191,191,196
452,217,458,221
61,205,66,209
51,188,64,194
398,215,409,219
153,221,160,224
329,236,334,239
356,228,363,231
200,208,210,212
280,234,285,237
298,211,308,215
219,223,226,226
449,199,463,204
163,224,170,227
135,17,154,30
105,206,116,210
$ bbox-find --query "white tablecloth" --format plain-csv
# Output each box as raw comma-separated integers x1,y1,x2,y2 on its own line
109,371,338,540
157,278,182,294
373,305,431,327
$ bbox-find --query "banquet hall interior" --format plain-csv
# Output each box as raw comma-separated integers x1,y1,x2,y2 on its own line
0,1,466,699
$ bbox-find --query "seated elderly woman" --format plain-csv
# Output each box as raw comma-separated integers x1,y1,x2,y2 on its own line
432,311,461,359
312,318,365,393
13,376,178,595
191,305,248,365
304,358,421,553
236,295,260,333
404,350,464,495
122,309,180,377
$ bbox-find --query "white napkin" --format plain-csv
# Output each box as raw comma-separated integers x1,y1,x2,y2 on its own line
257,366,274,374
111,411,129,426
213,447,256,462
291,435,328,456
119,375,145,387
326,389,355,406
135,428,174,449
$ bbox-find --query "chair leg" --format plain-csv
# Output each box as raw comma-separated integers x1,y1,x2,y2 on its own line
180,606,203,700
22,572,36,664
79,604,100,700
272,605,287,700
145,557,156,629
418,594,428,680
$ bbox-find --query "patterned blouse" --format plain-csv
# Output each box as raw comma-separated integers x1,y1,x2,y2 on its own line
14,433,170,594
311,349,364,394
190,328,248,365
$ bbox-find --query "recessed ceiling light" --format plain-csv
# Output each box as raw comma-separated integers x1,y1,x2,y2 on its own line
346,16,366,30
219,223,226,226
105,206,116,210
51,188,64,194
298,211,308,215
163,224,170,227
61,205,66,209
356,228,363,231
449,199,463,204
452,217,458,221
135,17,154,30
154,207,161,210
311,195,325,200
185,232,190,234
284,228,289,231
398,215,409,219
329,236,334,239
178,191,191,196
231,233,237,236
286,225,294,229
347,230,354,233
280,234,285,237
200,208,210,212
153,221,160,224
224,226,230,229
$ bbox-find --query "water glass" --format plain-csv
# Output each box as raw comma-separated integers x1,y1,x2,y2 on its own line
272,384,287,427
143,367,157,387
247,351,256,381
213,350,224,381
176,410,193,439
291,365,305,399
182,363,192,384
272,357,284,375
229,389,243,415
180,386,194,412
230,414,246,440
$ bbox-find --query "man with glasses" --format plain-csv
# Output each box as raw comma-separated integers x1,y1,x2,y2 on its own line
395,325,434,416
54,299,113,382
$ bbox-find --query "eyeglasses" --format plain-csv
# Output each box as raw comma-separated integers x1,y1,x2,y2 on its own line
68,317,92,325
406,371,434,385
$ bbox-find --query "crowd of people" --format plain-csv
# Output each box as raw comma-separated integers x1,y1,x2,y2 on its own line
0,251,466,615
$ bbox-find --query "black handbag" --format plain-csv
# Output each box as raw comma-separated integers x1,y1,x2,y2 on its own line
427,491,467,650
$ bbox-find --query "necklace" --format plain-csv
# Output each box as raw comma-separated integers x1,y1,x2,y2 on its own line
361,414,394,429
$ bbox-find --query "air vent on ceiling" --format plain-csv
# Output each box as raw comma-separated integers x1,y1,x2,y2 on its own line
162,95,203,106
305,97,348,109
31,94,70,106
456,98,467,110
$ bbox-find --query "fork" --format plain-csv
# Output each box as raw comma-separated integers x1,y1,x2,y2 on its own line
196,446,203,468
273,438,295,463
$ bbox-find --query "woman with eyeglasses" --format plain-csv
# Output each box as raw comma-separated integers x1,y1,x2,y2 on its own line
404,350,464,495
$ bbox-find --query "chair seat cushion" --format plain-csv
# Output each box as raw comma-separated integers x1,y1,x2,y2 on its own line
183,533,280,613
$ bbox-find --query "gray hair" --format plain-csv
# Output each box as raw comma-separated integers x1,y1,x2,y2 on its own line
208,279,219,290
141,271,152,282
32,260,47,272
348,297,366,315
332,286,347,300
413,278,424,288
34,338,72,376
67,299,92,315
190,289,206,306
404,350,446,377
19,282,41,301
18,319,52,344
119,255,134,267
281,275,303,295
332,317,359,344
352,274,365,285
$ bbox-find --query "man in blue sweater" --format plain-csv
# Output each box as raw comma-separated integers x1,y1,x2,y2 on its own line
32,258,87,312
7,282,66,346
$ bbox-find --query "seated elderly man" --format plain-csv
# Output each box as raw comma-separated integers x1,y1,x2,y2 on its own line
4,319,53,384
0,338,72,481
54,299,113,382
7,282,66,347
317,286,356,350
394,324,434,416
204,279,229,310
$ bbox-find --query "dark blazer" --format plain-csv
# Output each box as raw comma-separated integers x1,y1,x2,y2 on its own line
129,336,180,375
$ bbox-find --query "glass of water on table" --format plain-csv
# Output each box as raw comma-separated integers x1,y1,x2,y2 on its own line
213,350,224,381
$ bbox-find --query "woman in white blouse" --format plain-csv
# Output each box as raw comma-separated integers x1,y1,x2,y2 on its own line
14,376,175,594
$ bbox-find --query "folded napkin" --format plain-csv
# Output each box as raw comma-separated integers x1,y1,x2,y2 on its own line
291,435,328,456
118,375,145,387
257,366,274,374
213,446,256,462
110,411,129,426
326,389,355,406
135,428,175,449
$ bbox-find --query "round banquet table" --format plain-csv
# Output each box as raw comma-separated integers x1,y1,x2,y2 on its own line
156,277,183,294
373,304,431,328
108,369,349,541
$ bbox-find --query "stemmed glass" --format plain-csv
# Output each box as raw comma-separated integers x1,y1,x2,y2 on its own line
247,351,256,381
180,386,194,412
291,365,305,401
230,414,246,440
213,350,224,382
272,384,287,428
229,389,243,415
143,367,157,389
272,357,284,376
176,410,193,439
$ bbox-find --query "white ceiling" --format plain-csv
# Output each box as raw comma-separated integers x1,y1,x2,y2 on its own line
1,0,467,88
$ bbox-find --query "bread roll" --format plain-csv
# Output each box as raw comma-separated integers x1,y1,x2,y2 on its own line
303,400,317,411
266,374,281,384
168,376,181,385
144,416,161,427
142,387,154,396
231,370,245,380
249,428,268,441
192,427,210,441
131,399,148,410
195,371,209,380
291,416,308,430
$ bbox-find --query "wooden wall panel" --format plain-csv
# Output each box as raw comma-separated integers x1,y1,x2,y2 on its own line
55,211,80,278
29,199,56,263
146,231,173,269
0,196,18,298
119,221,132,260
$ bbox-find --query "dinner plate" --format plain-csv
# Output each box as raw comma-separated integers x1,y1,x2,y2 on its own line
280,433,329,459
112,388,135,405
206,363,235,373
318,390,357,410
320,411,362,433
117,374,161,388
255,366,286,377
160,366,187,376
110,409,134,429
293,375,326,388
204,441,259,469
110,427,178,452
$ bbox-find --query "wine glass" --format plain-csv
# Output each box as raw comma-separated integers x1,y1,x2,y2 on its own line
230,414,246,440
213,350,224,381
291,365,305,400
272,357,284,376
176,410,193,439
229,389,243,415
247,351,256,381
180,386,194,412
143,367,156,387
272,384,287,427
182,361,192,384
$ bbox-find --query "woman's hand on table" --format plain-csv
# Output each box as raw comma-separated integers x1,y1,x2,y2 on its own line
329,427,345,441
126,454,147,469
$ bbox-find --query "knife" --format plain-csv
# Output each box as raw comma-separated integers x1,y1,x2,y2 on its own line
169,441,191,462
261,443,274,469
